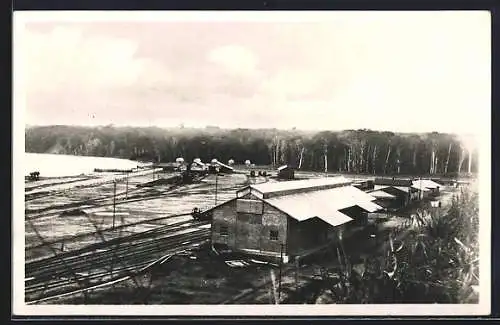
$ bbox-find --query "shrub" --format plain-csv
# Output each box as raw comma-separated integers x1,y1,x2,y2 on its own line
319,188,480,303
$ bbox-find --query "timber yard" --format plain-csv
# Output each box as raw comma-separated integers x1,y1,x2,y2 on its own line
24,160,476,305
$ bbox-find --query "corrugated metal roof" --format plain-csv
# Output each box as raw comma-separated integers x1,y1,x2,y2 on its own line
277,165,289,171
354,200,383,213
369,190,397,199
264,185,381,222
250,176,351,195
317,211,353,227
393,186,411,193
412,179,441,190
215,161,234,170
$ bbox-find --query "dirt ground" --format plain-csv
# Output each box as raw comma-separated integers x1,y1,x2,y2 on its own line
27,170,471,304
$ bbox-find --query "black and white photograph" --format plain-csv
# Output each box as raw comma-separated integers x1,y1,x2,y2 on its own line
13,11,491,316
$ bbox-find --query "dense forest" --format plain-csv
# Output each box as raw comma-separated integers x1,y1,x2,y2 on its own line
25,125,478,176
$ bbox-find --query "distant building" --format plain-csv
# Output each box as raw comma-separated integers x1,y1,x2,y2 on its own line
411,179,441,199
372,178,419,210
277,165,295,180
208,177,382,263
209,161,234,174
154,162,181,172
352,180,374,191
190,160,208,174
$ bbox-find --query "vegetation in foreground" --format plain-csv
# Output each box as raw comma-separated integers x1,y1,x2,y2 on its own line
307,188,480,304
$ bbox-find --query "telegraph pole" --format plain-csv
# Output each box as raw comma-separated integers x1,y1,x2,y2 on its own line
112,180,116,230
279,243,284,300
125,171,129,200
215,171,218,206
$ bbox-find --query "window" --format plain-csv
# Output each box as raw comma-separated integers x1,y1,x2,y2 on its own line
270,230,279,241
219,225,229,236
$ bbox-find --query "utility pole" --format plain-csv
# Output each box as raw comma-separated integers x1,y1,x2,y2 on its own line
295,258,299,292
419,177,422,200
125,171,129,200
112,180,116,230
215,172,218,206
279,243,284,300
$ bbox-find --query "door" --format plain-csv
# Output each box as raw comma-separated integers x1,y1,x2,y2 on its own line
235,213,262,250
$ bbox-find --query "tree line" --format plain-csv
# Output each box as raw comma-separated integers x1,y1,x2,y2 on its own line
25,125,478,176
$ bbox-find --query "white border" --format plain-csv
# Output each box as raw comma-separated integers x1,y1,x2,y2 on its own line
13,10,491,316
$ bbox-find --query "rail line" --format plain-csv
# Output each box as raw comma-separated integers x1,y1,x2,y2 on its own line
24,170,160,202
25,220,211,303
25,212,193,251
25,176,242,221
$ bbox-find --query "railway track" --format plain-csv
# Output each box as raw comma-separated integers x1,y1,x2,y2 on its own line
24,170,157,202
25,212,193,251
25,180,242,221
25,220,211,303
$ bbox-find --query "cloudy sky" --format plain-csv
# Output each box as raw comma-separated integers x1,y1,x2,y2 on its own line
15,11,490,135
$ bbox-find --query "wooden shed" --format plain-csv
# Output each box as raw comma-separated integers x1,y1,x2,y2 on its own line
208,177,382,263
372,178,419,209
411,179,442,199
209,161,234,174
277,165,295,180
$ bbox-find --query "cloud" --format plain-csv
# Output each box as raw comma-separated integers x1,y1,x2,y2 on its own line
18,14,490,135
21,25,170,94
207,45,260,78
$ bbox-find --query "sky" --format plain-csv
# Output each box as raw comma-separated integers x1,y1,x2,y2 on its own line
14,11,490,136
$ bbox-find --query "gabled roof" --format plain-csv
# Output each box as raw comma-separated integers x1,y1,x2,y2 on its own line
248,176,352,198
412,179,441,190
214,161,234,170
317,211,353,227
263,185,381,223
374,178,413,187
192,161,206,167
368,190,397,199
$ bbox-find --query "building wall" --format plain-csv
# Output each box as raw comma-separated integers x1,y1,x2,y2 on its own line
210,197,288,255
278,169,295,180
382,187,410,207
287,218,338,256
211,200,238,247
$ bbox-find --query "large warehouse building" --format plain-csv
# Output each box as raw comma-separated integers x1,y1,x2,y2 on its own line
207,177,382,263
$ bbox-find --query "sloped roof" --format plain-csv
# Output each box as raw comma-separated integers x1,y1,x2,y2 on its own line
277,165,289,171
368,190,397,199
317,211,354,227
412,179,441,190
192,161,206,167
249,176,351,196
263,185,381,223
214,161,234,170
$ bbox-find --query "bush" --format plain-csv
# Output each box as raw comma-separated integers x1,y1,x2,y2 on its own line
319,188,480,303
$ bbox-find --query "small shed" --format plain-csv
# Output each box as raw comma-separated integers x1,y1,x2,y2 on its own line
191,160,208,172
412,179,441,199
372,178,419,209
277,165,295,180
352,180,374,191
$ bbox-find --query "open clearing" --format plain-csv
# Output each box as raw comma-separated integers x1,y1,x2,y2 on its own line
24,166,472,304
